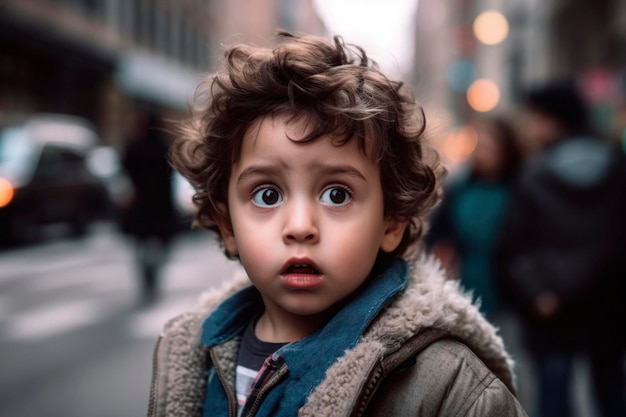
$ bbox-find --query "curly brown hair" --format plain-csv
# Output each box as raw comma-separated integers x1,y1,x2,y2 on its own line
170,31,441,257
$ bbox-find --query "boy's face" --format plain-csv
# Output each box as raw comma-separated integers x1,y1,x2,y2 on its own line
217,114,406,336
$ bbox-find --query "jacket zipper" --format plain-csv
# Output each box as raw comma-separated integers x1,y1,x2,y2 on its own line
147,335,163,417
243,353,288,417
209,348,238,417
353,366,383,417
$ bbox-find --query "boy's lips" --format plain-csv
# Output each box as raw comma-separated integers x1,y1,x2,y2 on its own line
280,258,323,289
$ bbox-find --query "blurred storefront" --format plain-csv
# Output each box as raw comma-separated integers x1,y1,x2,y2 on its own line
0,0,325,148
0,1,117,133
0,0,208,148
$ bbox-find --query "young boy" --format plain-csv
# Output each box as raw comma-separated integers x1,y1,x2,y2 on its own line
148,32,527,417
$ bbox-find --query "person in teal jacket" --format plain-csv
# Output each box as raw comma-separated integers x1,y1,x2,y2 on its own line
148,32,527,417
426,116,523,319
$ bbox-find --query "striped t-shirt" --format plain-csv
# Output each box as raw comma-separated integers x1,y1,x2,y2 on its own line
235,319,286,416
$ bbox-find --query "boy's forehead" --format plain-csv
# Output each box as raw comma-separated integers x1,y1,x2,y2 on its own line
242,113,375,158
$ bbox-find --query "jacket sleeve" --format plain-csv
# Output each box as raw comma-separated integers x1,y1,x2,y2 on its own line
464,378,528,417
366,340,528,417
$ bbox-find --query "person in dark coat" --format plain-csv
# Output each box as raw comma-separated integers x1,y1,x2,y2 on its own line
122,109,178,302
496,79,626,417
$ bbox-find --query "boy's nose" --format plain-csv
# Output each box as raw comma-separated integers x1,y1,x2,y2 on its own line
282,199,319,244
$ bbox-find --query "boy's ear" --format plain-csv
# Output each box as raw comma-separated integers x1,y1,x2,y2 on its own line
214,203,238,256
380,217,408,253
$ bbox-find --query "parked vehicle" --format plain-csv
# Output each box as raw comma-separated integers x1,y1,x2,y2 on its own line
0,114,113,244
172,169,196,231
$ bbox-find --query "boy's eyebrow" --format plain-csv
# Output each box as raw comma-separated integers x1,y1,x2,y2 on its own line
314,165,367,182
236,164,367,183
236,165,281,184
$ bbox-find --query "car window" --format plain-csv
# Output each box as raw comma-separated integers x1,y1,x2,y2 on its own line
34,146,90,184
0,127,35,171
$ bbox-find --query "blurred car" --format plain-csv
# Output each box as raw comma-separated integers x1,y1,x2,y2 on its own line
172,169,197,231
0,114,114,244
86,144,134,223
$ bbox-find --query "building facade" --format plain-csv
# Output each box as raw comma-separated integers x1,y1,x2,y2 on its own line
0,0,325,147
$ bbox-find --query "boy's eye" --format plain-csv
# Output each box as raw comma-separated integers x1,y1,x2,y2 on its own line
251,186,283,207
320,186,352,206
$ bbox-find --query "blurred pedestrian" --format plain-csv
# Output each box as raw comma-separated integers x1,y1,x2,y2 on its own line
496,79,626,417
426,115,523,320
122,109,178,303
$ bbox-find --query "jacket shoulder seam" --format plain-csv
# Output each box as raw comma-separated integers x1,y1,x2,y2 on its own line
453,369,496,417
420,340,498,417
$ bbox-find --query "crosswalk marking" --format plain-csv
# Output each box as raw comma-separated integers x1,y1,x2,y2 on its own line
0,227,236,344
0,294,11,318
27,265,136,294
4,299,111,341
0,256,100,284
0,224,134,286
126,294,202,339
29,273,103,292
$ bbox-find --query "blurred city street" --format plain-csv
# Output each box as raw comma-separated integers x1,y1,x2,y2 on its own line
0,224,240,417
1,0,624,416
0,223,607,417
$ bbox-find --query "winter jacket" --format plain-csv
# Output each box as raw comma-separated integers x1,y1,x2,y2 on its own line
147,255,527,416
495,135,626,351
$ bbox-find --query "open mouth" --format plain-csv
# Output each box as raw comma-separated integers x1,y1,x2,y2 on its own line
281,258,322,276
280,260,324,289
285,264,320,275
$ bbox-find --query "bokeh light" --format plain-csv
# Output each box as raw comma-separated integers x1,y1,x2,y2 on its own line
473,10,509,46
0,178,15,208
439,125,479,164
446,59,476,93
466,79,500,112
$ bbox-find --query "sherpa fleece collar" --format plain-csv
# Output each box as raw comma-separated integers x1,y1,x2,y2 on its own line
200,259,409,417
299,254,516,416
